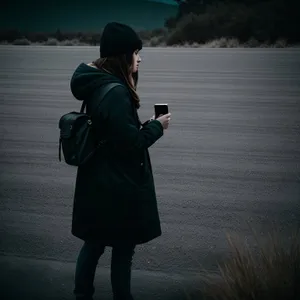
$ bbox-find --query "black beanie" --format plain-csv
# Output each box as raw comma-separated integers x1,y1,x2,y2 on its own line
100,22,143,58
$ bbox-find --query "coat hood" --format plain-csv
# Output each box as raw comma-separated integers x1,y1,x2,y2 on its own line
70,63,124,101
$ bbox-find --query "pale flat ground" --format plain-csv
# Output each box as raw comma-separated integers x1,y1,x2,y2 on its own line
0,46,299,300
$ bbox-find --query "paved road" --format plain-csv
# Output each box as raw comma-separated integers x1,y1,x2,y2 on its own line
0,46,300,300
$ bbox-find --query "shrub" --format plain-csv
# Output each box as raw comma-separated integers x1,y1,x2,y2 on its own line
166,27,185,46
226,38,240,48
12,38,31,45
149,36,160,47
244,37,260,48
190,42,200,48
274,39,288,48
149,35,166,47
142,40,151,47
203,37,240,48
44,38,58,46
202,228,300,300
59,39,79,46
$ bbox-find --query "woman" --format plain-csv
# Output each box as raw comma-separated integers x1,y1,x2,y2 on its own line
70,22,171,300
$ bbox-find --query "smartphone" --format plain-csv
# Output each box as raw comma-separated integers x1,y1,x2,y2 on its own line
154,103,169,119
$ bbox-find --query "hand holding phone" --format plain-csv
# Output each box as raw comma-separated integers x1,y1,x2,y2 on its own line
156,113,171,130
154,103,169,119
154,104,171,130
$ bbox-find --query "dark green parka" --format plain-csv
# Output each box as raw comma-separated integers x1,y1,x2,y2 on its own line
70,63,164,245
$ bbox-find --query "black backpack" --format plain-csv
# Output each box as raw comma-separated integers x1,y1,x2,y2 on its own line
58,82,121,166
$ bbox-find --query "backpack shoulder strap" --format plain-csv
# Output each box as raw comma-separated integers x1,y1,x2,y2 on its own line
80,82,123,114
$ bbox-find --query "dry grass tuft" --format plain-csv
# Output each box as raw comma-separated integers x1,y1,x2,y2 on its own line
201,227,300,300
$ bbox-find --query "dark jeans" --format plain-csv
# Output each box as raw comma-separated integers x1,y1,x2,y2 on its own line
74,240,136,300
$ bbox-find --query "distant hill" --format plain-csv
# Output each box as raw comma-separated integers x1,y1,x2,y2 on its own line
1,0,177,32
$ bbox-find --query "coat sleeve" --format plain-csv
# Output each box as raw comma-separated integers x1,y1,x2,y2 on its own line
100,85,164,150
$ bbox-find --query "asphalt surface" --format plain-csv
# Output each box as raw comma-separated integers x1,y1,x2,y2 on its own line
0,46,300,300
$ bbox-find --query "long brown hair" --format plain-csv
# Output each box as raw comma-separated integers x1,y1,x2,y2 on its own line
92,54,140,108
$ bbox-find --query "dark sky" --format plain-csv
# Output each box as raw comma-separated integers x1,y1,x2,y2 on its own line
149,0,177,4
1,0,178,32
